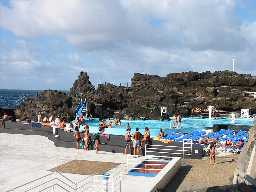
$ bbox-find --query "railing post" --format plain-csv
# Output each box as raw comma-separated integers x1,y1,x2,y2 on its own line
145,144,147,158
118,174,122,192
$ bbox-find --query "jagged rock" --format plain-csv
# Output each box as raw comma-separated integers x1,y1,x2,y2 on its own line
16,70,256,120
16,90,73,121
70,71,95,98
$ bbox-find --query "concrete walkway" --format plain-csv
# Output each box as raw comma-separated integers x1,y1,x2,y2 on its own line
0,133,127,191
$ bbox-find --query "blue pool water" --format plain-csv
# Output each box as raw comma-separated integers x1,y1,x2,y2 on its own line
84,117,254,137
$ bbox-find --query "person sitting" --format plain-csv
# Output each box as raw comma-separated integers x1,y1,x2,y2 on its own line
99,121,106,131
64,123,73,132
42,116,48,123
199,137,209,145
225,139,232,147
236,139,244,150
158,128,165,138
108,121,112,128
59,118,65,129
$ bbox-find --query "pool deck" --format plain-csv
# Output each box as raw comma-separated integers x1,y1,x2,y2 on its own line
1,122,255,191
0,132,181,192
0,123,181,192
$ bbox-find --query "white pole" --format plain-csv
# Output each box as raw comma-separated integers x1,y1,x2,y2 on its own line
232,58,236,72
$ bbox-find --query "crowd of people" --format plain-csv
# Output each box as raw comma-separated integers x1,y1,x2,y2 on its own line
1,110,248,166
37,112,159,155
124,125,152,155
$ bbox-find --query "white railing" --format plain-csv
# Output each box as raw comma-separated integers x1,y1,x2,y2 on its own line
145,140,193,159
182,139,193,158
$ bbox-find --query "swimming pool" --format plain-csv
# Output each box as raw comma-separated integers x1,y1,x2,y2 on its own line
83,117,255,137
128,161,168,177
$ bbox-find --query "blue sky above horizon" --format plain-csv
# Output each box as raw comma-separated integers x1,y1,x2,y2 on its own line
0,0,256,90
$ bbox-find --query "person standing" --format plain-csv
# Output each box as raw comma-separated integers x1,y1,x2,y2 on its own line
124,128,132,154
74,126,81,149
1,113,8,128
142,127,151,146
133,128,142,155
37,112,42,123
177,112,182,128
53,116,61,138
94,133,101,153
209,142,216,165
83,129,90,150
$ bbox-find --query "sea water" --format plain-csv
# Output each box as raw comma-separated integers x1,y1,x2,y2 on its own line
0,89,39,109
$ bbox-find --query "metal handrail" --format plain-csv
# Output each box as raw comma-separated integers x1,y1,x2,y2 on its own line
7,169,123,192
76,176,91,185
6,172,54,192
55,170,77,185
39,183,72,192
7,172,77,192
25,177,77,192
76,177,94,190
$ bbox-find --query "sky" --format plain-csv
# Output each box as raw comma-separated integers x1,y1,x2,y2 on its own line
0,0,256,90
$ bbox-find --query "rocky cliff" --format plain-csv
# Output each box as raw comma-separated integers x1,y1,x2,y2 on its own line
16,70,256,120
127,71,256,118
16,90,73,121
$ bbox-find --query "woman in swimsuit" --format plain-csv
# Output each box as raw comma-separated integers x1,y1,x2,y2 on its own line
94,133,100,153
83,129,90,150
209,142,216,165
74,126,81,149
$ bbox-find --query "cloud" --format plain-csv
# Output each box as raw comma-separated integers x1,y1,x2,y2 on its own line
0,0,247,51
0,0,256,89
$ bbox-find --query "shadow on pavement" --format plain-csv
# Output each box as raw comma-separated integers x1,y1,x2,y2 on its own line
206,183,256,192
163,164,192,192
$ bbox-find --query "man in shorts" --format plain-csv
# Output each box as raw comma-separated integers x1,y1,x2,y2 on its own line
133,128,142,155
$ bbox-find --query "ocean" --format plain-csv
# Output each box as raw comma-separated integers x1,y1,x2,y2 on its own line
0,89,39,109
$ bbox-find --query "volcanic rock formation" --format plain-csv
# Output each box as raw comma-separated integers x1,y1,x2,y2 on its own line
16,70,256,120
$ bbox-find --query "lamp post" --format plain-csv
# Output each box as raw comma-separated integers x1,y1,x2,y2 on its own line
232,57,236,72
